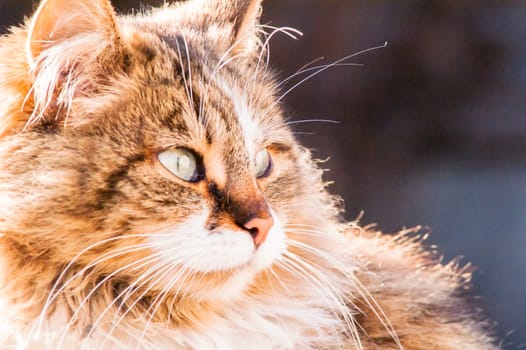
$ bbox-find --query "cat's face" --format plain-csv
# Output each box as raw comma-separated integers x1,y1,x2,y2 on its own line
91,26,299,298
0,0,336,302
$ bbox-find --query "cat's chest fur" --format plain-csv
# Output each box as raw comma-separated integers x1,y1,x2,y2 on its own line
10,280,345,349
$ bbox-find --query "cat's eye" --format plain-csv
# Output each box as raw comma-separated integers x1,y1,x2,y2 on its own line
254,149,272,178
158,148,200,182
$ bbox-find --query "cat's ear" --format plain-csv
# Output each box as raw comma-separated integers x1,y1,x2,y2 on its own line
197,0,263,59
22,0,124,129
222,0,263,58
26,0,121,67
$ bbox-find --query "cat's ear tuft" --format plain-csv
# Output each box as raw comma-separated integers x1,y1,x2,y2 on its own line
26,0,121,67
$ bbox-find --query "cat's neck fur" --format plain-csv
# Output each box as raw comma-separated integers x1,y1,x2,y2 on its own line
1,222,352,349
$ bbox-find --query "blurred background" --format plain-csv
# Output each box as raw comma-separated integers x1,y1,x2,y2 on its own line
1,0,524,347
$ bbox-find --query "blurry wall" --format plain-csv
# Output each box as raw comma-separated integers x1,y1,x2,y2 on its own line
1,0,525,347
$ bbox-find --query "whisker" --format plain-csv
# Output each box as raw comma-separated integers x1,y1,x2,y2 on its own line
277,62,363,88
285,228,401,348
284,227,330,238
252,25,303,88
132,263,194,349
285,239,346,270
284,56,325,79
165,264,194,323
285,119,340,126
266,266,292,296
259,24,303,40
182,35,194,107
347,274,402,348
173,34,194,116
282,250,363,347
89,251,183,342
291,131,316,136
30,234,167,342
199,34,249,124
56,251,170,349
39,241,157,323
277,258,360,347
284,236,365,314
213,52,246,75
96,260,177,350
275,42,388,104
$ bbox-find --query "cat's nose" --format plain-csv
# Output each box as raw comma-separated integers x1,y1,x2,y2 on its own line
244,215,274,248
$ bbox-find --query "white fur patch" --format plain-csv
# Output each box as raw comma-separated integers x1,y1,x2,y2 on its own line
211,76,261,159
148,207,286,275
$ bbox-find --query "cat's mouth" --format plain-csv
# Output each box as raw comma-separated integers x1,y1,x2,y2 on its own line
148,211,287,274
140,213,286,301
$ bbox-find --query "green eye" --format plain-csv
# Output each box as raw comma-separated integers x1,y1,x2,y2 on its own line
254,148,272,178
158,148,200,182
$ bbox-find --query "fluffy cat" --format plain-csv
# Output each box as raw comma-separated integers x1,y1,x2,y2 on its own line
0,0,498,349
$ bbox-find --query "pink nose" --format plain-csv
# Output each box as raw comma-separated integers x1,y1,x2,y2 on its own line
243,215,274,248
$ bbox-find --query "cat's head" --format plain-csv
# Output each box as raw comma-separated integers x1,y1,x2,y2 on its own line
0,0,341,305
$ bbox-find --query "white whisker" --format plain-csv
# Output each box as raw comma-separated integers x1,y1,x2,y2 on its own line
252,25,303,88
286,228,401,348
277,257,361,348
132,263,195,349
174,34,194,115
275,42,388,104
56,250,171,349
285,253,363,349
277,62,363,88
96,260,177,350
285,119,340,126
30,234,167,342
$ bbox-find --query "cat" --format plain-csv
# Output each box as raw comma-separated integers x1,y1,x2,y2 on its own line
0,0,498,349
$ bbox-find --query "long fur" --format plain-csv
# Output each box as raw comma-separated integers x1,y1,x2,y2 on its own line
0,0,497,349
